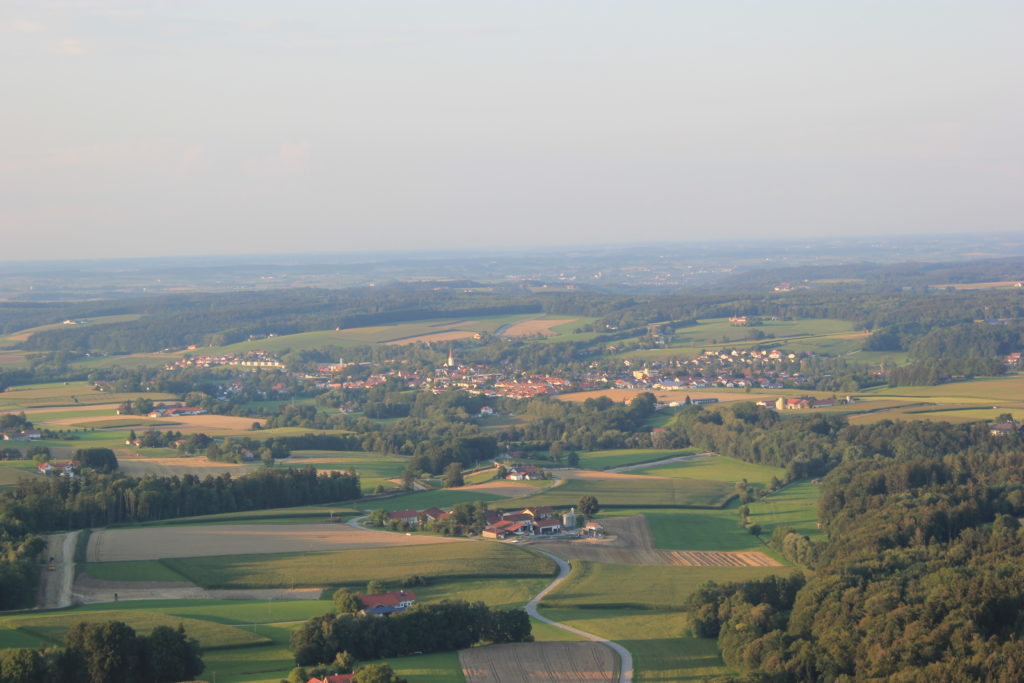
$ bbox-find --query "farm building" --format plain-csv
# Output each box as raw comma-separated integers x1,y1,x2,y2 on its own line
308,675,353,683
358,590,417,616
386,510,421,526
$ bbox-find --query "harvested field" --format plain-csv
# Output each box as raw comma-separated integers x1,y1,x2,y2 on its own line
500,318,577,338
386,330,477,345
148,414,265,432
460,642,617,683
87,522,468,562
555,389,777,404
117,456,259,478
529,516,779,567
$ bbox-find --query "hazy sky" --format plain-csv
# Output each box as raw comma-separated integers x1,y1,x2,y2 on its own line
2,1,1022,260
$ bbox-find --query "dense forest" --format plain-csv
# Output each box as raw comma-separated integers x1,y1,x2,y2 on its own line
685,417,1024,681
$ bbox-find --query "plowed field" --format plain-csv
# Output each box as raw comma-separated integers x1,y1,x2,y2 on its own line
460,642,617,683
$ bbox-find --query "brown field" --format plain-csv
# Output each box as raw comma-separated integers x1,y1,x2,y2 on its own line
501,318,577,338
386,330,477,345
116,456,259,478
460,642,617,683
87,522,469,562
23,403,122,415
46,415,167,427
0,351,27,364
529,516,779,567
555,389,777,404
559,469,672,482
148,414,265,432
458,480,540,498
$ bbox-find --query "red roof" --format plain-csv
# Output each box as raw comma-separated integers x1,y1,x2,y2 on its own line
422,506,447,520
309,675,354,683
534,519,561,528
357,590,417,609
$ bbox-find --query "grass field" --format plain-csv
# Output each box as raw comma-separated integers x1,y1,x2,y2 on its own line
598,507,768,554
0,461,40,485
632,456,785,490
541,608,726,682
358,488,506,511
519,476,735,509
0,381,177,411
746,480,824,541
2,610,270,650
576,448,698,471
281,450,407,492
163,542,556,589
542,561,796,611
83,560,193,582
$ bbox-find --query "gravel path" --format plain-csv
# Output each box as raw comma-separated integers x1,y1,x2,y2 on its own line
525,548,633,683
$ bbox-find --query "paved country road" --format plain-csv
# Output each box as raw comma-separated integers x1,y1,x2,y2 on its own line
525,548,634,683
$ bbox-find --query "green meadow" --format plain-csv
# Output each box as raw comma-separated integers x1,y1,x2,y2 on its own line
520,476,735,509
746,480,824,540
163,542,556,589
633,455,785,490
541,561,797,611
280,450,407,492
576,448,698,471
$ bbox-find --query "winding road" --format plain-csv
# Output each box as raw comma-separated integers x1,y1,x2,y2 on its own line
525,548,634,683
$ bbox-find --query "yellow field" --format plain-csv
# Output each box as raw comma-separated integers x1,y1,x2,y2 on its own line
501,318,578,338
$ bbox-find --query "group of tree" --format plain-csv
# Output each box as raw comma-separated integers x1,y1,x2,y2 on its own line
0,620,202,683
292,600,531,665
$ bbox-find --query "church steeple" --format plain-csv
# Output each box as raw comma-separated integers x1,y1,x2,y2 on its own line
446,348,455,367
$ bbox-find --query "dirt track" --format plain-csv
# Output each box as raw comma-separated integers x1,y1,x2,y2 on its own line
87,522,469,561
38,531,78,608
528,516,779,567
461,642,617,683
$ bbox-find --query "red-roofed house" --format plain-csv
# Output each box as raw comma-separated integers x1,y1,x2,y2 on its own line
358,590,417,616
309,674,354,683
422,507,448,521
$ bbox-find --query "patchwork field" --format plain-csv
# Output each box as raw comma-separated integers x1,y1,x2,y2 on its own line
531,516,778,568
460,642,617,683
87,522,470,562
0,382,177,411
386,330,477,345
280,450,407,491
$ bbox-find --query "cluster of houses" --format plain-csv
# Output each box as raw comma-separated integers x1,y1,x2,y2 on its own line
758,396,850,411
616,348,822,392
37,461,76,476
505,465,544,481
143,405,208,418
164,351,285,370
382,505,600,540
1,430,41,441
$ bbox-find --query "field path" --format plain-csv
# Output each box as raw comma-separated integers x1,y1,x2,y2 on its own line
38,530,79,609
526,548,633,683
